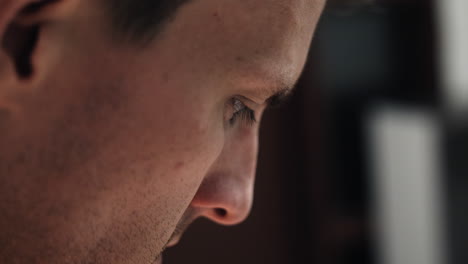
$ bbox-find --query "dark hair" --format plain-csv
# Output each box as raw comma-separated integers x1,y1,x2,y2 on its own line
104,0,192,44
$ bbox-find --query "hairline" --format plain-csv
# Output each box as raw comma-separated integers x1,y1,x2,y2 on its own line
103,0,194,46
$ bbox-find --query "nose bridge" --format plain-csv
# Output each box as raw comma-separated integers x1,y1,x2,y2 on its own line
190,127,259,225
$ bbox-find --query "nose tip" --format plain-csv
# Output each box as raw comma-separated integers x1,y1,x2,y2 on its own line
190,175,254,226
191,126,259,226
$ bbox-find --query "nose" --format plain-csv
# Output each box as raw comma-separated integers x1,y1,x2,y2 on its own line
190,128,259,226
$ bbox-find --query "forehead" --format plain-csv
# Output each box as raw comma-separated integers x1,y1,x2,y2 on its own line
152,0,325,95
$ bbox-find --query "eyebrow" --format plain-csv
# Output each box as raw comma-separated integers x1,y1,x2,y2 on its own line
239,70,299,107
261,74,300,107
266,86,294,108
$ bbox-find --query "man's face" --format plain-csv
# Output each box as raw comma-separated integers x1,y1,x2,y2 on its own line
0,0,324,263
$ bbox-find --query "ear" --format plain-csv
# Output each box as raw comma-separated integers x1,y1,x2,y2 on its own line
0,0,78,108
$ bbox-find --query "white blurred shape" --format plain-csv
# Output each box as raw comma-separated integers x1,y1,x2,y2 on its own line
367,106,447,264
436,0,468,115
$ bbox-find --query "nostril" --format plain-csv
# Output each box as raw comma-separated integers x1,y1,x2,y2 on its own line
214,208,227,218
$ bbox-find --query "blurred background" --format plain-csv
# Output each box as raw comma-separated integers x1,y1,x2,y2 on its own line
166,0,468,263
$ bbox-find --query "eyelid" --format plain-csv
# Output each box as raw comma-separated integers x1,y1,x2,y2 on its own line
232,97,245,112
230,97,252,115
228,97,257,126
233,95,262,111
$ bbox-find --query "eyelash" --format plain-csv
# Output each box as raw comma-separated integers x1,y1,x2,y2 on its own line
229,98,256,126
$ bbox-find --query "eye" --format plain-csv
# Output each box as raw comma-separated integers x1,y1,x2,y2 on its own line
228,98,256,126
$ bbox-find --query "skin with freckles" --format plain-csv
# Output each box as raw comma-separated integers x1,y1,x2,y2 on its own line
0,0,325,263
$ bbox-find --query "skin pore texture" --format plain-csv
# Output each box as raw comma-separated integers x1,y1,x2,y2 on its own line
0,0,325,263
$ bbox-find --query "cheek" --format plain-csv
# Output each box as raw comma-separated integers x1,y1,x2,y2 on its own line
46,79,228,259
131,85,224,178
102,85,226,246
95,79,226,212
